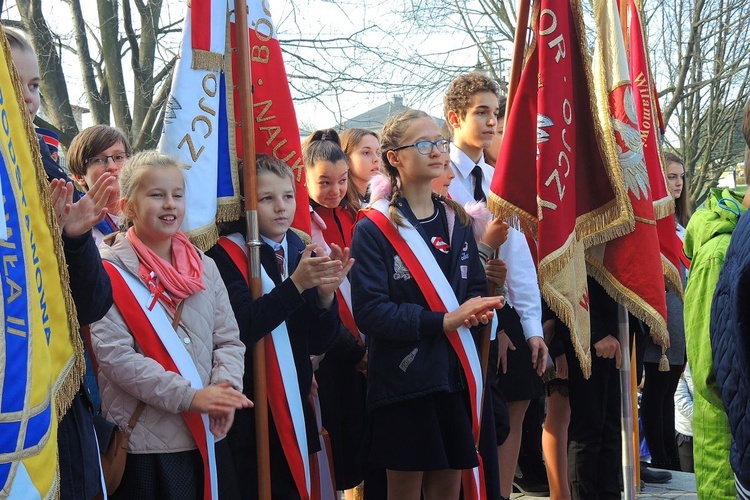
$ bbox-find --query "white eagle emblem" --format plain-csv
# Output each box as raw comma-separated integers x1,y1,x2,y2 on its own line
613,87,650,200
393,255,411,281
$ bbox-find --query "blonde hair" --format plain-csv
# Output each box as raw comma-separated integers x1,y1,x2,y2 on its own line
256,153,294,186
119,151,185,229
3,26,34,54
380,109,470,227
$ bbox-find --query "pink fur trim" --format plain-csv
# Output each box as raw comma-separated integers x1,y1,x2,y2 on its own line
464,200,491,242
368,173,392,202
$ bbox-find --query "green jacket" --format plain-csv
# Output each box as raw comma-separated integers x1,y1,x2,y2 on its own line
683,188,745,499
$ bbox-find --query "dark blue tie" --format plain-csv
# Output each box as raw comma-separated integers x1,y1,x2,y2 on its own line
471,165,486,202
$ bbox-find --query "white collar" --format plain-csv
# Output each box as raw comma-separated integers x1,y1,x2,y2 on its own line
449,144,486,178
260,234,289,257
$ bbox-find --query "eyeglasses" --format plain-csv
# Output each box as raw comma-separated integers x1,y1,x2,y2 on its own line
86,153,131,169
391,139,450,155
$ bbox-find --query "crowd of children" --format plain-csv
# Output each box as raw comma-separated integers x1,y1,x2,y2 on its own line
6,22,750,500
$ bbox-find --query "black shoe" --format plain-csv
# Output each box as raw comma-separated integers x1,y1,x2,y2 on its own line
512,474,550,497
640,464,672,484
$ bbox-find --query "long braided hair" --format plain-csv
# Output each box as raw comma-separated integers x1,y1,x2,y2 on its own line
380,109,471,227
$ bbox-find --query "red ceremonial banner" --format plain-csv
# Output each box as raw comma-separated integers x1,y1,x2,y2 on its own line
231,2,311,235
488,0,631,375
623,0,683,297
587,0,668,350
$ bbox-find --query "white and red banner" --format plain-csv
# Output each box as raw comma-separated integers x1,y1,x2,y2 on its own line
160,0,310,251
159,0,239,249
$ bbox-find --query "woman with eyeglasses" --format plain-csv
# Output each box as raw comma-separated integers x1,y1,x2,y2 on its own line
68,125,133,245
350,109,503,500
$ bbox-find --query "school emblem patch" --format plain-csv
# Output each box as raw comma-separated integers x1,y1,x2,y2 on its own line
393,255,412,281
430,236,450,254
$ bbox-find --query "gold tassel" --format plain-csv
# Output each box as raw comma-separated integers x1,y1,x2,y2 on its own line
659,353,670,372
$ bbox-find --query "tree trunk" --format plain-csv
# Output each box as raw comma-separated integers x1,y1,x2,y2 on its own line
97,0,132,137
16,0,79,144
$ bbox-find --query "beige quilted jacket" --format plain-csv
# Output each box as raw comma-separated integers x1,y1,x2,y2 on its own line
90,234,245,453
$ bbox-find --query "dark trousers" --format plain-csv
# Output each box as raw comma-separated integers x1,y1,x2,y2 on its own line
565,337,621,500
676,433,694,472
58,389,102,500
641,362,682,467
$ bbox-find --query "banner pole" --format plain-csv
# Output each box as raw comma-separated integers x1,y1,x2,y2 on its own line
632,336,641,489
617,3,637,495
505,0,533,123
233,1,271,498
618,304,637,500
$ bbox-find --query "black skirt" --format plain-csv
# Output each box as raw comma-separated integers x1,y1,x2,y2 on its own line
495,306,544,401
111,438,240,500
367,390,478,471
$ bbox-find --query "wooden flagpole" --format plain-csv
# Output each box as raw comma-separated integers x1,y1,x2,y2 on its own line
232,1,272,498
505,0,533,125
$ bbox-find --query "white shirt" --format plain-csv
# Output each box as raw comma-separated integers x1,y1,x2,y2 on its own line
260,234,289,278
448,145,543,340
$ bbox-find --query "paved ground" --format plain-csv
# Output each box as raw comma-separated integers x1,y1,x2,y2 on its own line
512,470,697,499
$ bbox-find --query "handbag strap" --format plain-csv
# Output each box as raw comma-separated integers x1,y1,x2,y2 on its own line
125,300,186,433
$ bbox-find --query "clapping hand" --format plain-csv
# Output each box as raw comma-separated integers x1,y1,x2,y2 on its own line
49,173,117,237
317,243,355,298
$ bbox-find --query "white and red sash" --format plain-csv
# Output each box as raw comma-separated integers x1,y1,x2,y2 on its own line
217,234,312,499
336,280,364,346
103,261,218,500
363,200,485,499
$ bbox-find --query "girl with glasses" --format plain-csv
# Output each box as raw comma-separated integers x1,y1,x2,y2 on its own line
350,109,503,500
68,125,133,245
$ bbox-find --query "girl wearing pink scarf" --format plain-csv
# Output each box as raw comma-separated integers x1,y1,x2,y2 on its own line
89,151,251,499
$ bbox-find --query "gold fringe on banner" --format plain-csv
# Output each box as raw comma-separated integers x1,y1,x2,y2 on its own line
574,0,633,247
585,256,669,351
487,193,538,240
187,224,220,253
189,15,242,252
214,21,242,230
0,34,84,420
540,243,593,377
653,195,675,221
191,49,224,72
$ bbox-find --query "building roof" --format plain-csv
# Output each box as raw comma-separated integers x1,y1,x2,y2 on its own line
339,96,444,132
